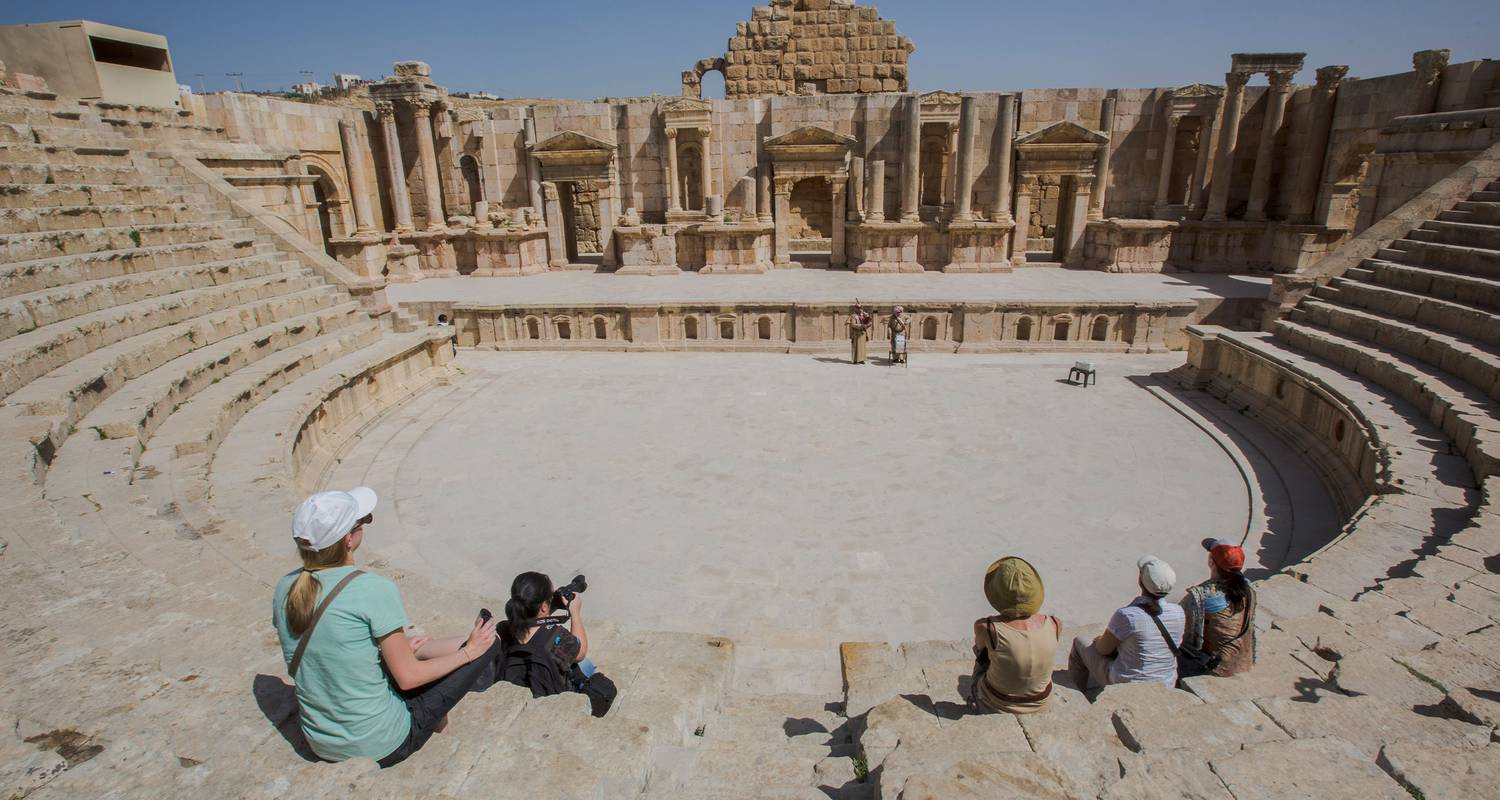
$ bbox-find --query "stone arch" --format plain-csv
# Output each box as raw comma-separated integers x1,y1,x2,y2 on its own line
592,316,608,340
684,316,699,340
459,154,483,213
788,177,833,241
1015,316,1033,341
757,316,772,340
681,58,726,99
304,162,350,255
922,317,938,340
1053,315,1072,341
1090,316,1109,342
554,316,572,340
525,316,541,340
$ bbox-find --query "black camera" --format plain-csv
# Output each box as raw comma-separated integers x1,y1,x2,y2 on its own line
552,574,587,608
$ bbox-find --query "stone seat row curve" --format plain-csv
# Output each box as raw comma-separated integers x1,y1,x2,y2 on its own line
0,83,1498,798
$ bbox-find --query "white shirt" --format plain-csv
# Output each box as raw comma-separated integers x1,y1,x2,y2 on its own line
1106,596,1185,685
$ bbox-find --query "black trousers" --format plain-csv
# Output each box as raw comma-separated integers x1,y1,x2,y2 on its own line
376,639,504,768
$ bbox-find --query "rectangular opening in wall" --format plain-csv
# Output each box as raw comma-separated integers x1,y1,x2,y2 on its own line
89,37,171,72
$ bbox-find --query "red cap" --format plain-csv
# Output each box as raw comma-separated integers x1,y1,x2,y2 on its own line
1202,538,1245,571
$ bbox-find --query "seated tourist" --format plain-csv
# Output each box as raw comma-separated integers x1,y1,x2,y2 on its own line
1069,556,1184,690
497,571,616,716
1181,539,1256,677
968,556,1060,714
272,487,501,768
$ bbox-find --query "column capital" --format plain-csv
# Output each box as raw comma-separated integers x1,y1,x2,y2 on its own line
1018,174,1039,192
1315,65,1350,91
665,127,678,140
773,176,796,195
408,97,436,112
1166,112,1185,127
1074,175,1096,194
1413,48,1451,83
541,182,559,201
1267,70,1296,91
1224,72,1251,92
697,126,712,139
374,100,396,119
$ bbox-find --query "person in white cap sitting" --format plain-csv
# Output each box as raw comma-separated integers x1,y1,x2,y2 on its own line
272,487,500,767
1068,556,1186,690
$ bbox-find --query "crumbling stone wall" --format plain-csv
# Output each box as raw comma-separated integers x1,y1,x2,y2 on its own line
694,0,914,99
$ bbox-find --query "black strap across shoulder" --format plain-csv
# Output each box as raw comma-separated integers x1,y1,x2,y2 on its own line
1135,602,1180,655
288,569,365,680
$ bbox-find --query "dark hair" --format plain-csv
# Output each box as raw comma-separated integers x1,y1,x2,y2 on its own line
503,571,552,644
1220,569,1251,612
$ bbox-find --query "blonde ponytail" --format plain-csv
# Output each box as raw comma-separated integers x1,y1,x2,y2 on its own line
286,540,351,636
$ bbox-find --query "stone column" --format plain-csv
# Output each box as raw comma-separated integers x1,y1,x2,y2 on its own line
698,127,713,214
542,181,567,267
339,119,378,235
1153,113,1182,216
740,175,757,219
989,94,1016,223
1188,109,1217,215
757,163,773,224
1290,65,1348,223
664,128,681,212
410,98,446,230
1089,96,1115,221
953,95,979,221
1064,175,1093,261
1244,71,1294,222
830,177,847,268
849,155,865,220
523,115,543,214
773,178,793,266
374,101,414,232
1411,49,1450,115
1204,71,1249,222
899,93,921,222
866,159,886,222
1010,175,1035,265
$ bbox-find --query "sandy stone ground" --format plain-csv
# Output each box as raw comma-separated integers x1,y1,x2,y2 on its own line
325,351,1336,693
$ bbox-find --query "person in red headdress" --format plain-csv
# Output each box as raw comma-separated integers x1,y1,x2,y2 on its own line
1181,539,1256,677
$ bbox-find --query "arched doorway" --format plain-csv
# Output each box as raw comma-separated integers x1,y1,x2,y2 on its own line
308,168,339,256
459,154,483,213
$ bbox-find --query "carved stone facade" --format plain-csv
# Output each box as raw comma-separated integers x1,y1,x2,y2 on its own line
685,0,914,99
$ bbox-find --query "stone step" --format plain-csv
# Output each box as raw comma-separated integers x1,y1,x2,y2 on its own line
1322,273,1500,349
0,220,247,263
0,161,145,185
1275,314,1500,480
1362,258,1500,315
0,235,258,299
0,273,328,407
1381,238,1500,282
24,123,131,149
0,182,185,210
1471,190,1500,203
1293,297,1500,408
0,203,227,235
0,142,133,166
1439,200,1500,225
699,693,849,750
82,300,366,449
0,255,298,342
0,105,90,128
642,741,826,798
1412,219,1500,251
140,319,384,461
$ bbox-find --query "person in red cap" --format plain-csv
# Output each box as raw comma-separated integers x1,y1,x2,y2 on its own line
1180,538,1256,677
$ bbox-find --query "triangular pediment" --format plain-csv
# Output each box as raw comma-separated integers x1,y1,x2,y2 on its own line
920,90,963,106
532,130,616,154
663,96,712,114
1171,83,1223,98
763,126,856,149
1015,120,1108,147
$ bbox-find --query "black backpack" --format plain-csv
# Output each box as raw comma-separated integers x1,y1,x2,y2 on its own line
497,633,616,717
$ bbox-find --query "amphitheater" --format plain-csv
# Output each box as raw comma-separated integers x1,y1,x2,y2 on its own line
1,2,1499,797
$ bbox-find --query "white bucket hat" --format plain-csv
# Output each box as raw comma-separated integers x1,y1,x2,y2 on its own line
1137,555,1176,596
292,487,377,552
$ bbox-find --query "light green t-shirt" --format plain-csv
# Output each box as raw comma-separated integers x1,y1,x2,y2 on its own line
272,566,412,762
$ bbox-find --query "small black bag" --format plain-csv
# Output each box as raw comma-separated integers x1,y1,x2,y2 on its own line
569,664,617,718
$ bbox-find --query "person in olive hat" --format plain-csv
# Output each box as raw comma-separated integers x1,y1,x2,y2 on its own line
967,556,1060,714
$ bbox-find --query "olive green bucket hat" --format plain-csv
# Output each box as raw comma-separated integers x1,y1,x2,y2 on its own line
983,556,1044,619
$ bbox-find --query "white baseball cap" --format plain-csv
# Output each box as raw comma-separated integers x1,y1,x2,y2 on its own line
1137,555,1176,597
292,487,377,552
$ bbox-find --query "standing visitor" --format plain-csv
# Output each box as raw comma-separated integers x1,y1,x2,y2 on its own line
887,305,910,365
1180,539,1257,677
272,487,501,768
1068,556,1185,690
968,556,1060,714
849,302,872,364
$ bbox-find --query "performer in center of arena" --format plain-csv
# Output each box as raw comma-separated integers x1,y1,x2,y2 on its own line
888,305,910,365
849,302,872,365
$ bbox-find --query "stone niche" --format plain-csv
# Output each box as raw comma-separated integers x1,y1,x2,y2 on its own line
1013,120,1108,264
685,0,915,99
763,125,856,267
530,131,619,267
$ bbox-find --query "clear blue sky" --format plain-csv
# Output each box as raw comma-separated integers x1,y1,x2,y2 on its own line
3,0,1494,97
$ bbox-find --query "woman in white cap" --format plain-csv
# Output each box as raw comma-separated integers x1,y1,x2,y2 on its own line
272,487,499,767
1068,556,1186,690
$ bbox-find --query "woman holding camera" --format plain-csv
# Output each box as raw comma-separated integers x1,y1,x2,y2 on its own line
498,571,615,716
272,487,501,767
